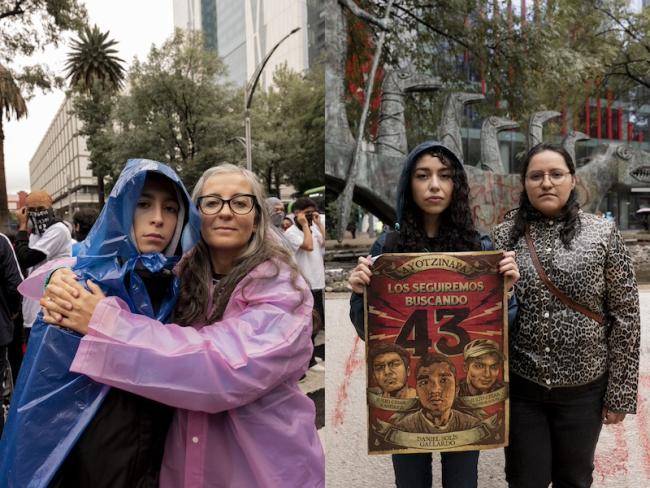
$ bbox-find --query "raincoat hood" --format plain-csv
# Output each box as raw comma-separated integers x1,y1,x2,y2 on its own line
77,158,199,260
395,141,465,227
0,159,201,487
73,158,201,319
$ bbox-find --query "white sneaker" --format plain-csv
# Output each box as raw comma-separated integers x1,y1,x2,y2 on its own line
309,363,325,372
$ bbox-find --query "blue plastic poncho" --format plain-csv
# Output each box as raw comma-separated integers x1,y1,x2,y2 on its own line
0,159,201,487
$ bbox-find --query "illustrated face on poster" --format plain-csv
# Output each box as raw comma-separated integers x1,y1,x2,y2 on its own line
374,353,409,394
416,360,457,421
365,252,509,454
463,347,502,395
369,345,417,399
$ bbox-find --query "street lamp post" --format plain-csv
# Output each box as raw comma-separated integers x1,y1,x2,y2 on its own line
244,26,301,171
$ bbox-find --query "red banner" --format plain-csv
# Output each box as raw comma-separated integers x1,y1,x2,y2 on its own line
365,252,509,454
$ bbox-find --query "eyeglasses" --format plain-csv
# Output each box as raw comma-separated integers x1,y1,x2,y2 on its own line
525,170,572,185
196,194,257,215
373,360,404,373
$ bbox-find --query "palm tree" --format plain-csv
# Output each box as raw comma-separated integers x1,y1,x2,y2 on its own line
0,64,27,231
65,25,126,206
65,25,126,92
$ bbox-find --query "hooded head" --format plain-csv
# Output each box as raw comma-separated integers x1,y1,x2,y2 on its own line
26,190,56,236
73,159,201,320
77,159,200,260
393,141,478,252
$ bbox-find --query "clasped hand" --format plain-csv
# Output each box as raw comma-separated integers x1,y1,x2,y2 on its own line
40,268,106,336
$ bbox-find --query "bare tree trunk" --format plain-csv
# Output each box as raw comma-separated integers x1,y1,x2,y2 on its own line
0,118,10,231
97,174,105,208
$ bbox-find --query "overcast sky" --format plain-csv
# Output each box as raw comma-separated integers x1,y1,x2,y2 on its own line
4,0,175,194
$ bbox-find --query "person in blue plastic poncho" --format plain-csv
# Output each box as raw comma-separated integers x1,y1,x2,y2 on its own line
0,159,201,488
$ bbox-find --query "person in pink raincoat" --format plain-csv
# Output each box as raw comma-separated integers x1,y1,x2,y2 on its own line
38,163,325,488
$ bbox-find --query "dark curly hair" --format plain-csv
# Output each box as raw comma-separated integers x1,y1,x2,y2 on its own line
395,150,480,252
509,143,581,249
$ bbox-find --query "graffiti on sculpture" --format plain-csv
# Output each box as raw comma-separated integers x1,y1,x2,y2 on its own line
325,2,650,236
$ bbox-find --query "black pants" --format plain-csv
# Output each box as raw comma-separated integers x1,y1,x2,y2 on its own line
505,373,607,488
310,289,324,365
0,344,8,435
392,451,480,488
8,315,24,384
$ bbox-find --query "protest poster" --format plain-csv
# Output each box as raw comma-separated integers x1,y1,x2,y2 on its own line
365,251,509,454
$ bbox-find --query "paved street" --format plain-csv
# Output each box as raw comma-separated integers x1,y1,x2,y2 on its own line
325,290,650,488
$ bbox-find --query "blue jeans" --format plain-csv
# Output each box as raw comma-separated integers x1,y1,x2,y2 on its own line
392,450,480,488
505,373,606,488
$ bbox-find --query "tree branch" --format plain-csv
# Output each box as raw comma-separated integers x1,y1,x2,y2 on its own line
338,0,390,30
0,0,26,20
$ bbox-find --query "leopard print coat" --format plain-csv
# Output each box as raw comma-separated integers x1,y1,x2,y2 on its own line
492,211,640,413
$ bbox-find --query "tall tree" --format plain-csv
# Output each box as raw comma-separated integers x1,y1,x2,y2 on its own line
347,0,625,142
245,64,325,196
65,25,126,206
65,25,126,92
101,30,242,192
0,1,86,228
0,0,87,94
0,64,27,229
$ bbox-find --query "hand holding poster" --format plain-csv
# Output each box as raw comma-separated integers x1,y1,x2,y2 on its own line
365,251,509,455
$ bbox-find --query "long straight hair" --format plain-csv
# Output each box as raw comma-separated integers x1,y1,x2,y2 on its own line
509,143,580,249
174,164,303,325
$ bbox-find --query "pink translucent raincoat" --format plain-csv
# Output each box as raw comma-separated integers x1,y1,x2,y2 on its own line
25,260,324,487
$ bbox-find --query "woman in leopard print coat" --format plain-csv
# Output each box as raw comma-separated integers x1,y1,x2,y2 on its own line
492,143,640,488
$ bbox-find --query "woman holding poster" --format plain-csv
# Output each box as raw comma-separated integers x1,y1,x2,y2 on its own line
492,143,640,488
348,141,519,488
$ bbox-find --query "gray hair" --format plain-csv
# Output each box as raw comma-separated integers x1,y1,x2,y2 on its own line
191,163,271,263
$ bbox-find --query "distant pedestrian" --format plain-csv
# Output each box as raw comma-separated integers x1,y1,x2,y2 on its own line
265,196,285,230
346,220,357,239
71,208,99,256
282,216,293,231
14,190,71,342
285,197,326,370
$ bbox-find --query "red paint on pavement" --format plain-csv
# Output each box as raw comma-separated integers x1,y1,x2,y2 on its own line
332,336,364,427
595,423,629,482
638,373,650,480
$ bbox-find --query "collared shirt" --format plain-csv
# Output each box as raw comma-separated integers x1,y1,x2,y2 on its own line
285,224,325,290
492,211,640,413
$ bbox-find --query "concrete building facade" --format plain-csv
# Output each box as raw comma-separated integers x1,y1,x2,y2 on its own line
28,97,99,221
173,0,325,88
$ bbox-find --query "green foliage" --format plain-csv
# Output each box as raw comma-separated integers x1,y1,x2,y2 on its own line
0,0,87,93
65,24,126,92
349,0,649,140
70,29,324,197
0,64,27,120
252,64,324,195
108,30,242,191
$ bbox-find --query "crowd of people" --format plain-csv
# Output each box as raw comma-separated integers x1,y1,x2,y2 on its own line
0,140,642,488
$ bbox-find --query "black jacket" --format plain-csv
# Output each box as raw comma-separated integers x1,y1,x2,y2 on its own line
0,233,23,346
48,270,175,488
